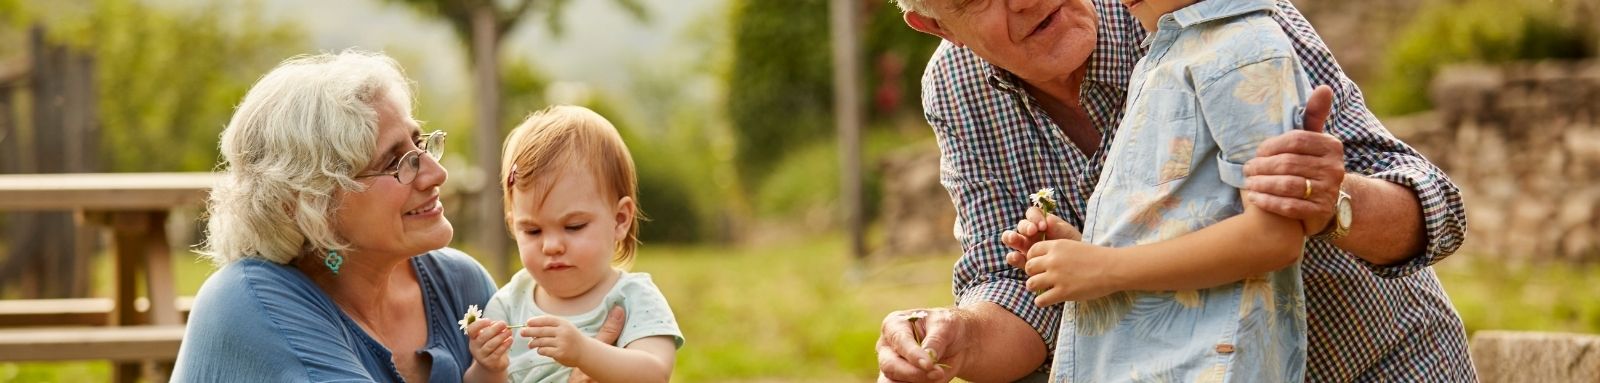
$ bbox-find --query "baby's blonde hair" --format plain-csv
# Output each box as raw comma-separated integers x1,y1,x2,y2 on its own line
501,105,641,265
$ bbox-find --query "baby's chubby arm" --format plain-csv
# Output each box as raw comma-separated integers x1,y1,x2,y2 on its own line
521,314,676,383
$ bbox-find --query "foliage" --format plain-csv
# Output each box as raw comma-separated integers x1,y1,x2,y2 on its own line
752,126,929,228
35,0,305,172
723,0,835,180
724,0,939,222
1370,0,1594,116
862,2,940,121
384,0,647,54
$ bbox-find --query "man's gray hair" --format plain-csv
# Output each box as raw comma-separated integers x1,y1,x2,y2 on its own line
199,49,414,265
893,0,935,16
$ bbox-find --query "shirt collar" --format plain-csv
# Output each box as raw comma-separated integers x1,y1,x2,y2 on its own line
1166,0,1275,29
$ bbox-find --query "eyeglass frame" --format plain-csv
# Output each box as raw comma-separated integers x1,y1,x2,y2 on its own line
355,130,447,185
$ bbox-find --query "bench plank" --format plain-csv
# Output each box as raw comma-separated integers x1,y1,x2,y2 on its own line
0,325,185,361
0,297,193,327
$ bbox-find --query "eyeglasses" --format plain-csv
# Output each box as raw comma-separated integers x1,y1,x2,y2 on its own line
356,131,446,185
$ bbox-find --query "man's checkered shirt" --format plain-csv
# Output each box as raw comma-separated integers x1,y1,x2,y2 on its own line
922,0,1476,381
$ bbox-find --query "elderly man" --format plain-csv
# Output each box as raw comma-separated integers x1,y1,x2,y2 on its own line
875,0,1475,382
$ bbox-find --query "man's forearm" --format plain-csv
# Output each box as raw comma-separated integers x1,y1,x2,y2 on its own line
1332,174,1426,265
955,301,1047,382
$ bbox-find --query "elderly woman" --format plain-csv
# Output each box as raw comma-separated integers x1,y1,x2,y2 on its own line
171,50,493,382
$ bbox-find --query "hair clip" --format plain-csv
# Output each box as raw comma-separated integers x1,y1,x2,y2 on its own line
507,164,518,187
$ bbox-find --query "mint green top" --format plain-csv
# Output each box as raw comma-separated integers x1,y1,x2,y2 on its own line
482,270,684,383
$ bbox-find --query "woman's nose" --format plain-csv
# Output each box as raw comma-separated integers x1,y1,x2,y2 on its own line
413,152,447,190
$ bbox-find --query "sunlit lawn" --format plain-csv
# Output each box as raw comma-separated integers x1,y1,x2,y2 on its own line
0,235,961,382
3,240,1598,382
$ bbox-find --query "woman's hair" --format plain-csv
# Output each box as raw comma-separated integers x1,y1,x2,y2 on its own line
199,50,414,265
501,105,642,265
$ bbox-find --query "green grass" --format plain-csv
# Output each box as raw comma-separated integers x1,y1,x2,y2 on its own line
1434,254,1600,336
635,236,956,382
2,235,960,383
6,242,1597,382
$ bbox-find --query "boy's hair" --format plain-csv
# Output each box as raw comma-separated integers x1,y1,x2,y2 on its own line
501,105,641,265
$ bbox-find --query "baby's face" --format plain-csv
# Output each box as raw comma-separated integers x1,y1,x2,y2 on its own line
508,167,632,299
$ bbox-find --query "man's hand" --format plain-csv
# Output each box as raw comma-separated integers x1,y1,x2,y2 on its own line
876,307,971,383
1000,206,1083,267
1244,85,1343,233
565,305,626,383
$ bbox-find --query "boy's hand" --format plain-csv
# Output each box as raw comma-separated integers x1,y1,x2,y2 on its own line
466,319,513,372
1001,206,1083,268
1021,239,1119,306
522,316,592,367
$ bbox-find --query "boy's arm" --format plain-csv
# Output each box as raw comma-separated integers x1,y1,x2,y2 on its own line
1025,193,1306,302
1098,190,1307,292
1028,54,1314,301
571,336,677,383
1106,53,1318,291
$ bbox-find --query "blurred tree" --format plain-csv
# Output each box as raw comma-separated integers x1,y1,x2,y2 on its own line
724,0,833,181
0,0,302,297
724,0,936,179
1372,0,1594,116
44,0,305,172
383,0,647,279
862,1,939,122
723,0,935,224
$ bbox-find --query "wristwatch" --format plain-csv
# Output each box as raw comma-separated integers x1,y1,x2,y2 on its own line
1314,190,1352,241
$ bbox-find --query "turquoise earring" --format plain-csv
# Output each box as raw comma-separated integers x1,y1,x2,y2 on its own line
325,249,344,275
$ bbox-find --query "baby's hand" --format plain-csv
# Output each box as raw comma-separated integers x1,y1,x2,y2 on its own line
466,319,513,371
521,316,590,367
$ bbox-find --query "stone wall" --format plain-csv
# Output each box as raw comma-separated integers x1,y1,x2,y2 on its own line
1469,330,1600,382
875,144,959,258
1387,61,1600,261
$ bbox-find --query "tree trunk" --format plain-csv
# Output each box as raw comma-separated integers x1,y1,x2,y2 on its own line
831,0,864,261
3,26,91,299
471,6,508,281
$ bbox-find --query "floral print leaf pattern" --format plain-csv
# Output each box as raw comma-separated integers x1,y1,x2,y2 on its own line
1076,291,1136,337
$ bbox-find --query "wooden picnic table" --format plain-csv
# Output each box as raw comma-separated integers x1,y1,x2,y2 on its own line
0,172,217,382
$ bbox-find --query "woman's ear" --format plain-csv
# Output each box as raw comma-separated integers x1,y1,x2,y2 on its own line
613,196,635,239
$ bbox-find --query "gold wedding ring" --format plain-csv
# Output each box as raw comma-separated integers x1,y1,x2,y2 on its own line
1303,179,1314,200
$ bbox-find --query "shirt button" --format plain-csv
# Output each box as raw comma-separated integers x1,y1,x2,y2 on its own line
1215,343,1236,354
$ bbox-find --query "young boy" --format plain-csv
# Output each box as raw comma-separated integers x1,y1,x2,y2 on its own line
1022,0,1317,381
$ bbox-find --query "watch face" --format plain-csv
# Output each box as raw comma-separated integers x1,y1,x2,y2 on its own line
1337,198,1353,226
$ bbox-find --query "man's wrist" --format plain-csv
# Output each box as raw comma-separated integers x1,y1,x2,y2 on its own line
1313,177,1355,241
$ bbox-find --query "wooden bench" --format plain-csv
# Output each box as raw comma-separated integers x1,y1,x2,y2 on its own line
0,297,193,327
0,325,185,362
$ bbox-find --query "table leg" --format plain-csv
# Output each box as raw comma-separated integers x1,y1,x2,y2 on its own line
107,211,177,383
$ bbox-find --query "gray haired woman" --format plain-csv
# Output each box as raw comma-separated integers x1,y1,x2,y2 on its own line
172,50,494,382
